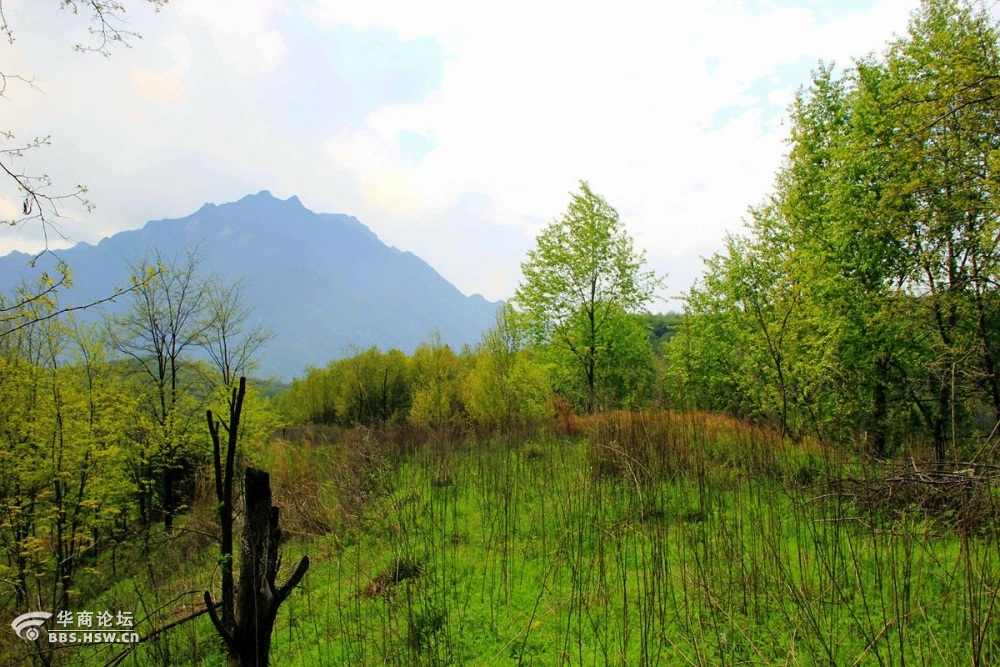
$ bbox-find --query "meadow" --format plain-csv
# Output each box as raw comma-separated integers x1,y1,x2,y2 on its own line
52,411,1000,666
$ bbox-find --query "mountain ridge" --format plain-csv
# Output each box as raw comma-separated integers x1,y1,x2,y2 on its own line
0,191,502,380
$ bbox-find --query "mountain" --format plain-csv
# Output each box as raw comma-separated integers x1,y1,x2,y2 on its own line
0,191,502,379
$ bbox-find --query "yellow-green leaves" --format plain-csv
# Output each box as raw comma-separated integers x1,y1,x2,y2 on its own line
513,181,662,412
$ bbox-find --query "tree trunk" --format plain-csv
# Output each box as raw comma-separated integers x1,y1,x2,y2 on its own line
205,467,309,667
869,354,892,459
162,467,175,533
236,468,278,666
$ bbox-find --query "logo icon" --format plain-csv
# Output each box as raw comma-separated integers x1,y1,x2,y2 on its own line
11,612,53,641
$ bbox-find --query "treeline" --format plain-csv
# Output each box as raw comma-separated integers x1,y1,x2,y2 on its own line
0,249,275,615
275,312,681,430
662,0,1000,459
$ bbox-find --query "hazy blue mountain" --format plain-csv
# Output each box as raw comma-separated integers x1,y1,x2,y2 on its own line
1,191,502,379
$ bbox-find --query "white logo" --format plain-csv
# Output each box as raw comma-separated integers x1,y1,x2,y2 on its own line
11,612,53,641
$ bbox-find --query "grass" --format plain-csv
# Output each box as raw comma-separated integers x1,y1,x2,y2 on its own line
6,412,1000,665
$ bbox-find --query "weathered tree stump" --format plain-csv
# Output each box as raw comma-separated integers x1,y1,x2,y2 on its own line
205,467,309,666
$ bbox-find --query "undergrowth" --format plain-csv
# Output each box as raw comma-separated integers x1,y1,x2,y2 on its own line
5,412,1000,666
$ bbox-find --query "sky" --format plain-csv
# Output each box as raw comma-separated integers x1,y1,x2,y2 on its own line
0,0,928,310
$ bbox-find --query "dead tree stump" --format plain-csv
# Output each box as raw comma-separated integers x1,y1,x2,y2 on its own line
206,468,309,666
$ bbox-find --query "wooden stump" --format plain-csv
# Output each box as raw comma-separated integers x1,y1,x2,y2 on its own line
206,468,309,667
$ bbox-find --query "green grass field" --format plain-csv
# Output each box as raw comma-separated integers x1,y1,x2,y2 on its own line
9,412,1000,666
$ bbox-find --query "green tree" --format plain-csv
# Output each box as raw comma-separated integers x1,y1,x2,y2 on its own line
107,249,213,531
865,0,1000,457
671,0,1000,458
513,181,662,412
107,247,273,530
336,346,411,425
0,281,135,617
409,333,464,427
463,304,551,432
276,365,339,424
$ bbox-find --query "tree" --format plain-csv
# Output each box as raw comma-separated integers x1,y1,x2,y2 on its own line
409,333,464,427
205,378,309,667
0,281,135,622
275,365,339,425
867,0,1000,458
463,304,551,432
337,346,411,425
107,247,272,531
201,278,274,389
107,248,213,531
670,0,1000,458
513,181,662,412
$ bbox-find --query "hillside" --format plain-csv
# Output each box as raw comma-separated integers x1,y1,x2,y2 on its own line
0,191,502,379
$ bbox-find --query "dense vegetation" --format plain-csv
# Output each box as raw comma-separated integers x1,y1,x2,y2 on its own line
666,0,1000,460
3,0,1000,665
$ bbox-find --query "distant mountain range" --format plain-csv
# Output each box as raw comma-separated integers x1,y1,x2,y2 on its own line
0,191,502,380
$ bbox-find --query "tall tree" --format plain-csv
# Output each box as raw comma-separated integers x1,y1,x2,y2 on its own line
0,281,134,620
672,0,1000,458
201,279,273,391
513,181,661,412
108,248,213,531
870,0,1000,457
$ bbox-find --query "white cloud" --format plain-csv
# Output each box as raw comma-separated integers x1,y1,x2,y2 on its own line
0,0,924,305
304,0,921,302
128,34,193,104
174,0,288,75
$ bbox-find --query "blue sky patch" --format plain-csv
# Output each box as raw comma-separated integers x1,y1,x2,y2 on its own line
705,55,818,130
266,21,448,138
398,130,438,163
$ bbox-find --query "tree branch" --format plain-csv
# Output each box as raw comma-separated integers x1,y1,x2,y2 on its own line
275,555,310,605
202,590,237,652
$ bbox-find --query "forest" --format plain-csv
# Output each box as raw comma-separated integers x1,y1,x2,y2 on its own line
3,0,1000,664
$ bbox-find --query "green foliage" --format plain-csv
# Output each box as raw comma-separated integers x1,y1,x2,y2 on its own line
276,347,414,426
338,346,411,424
646,311,683,352
463,305,551,431
0,306,137,613
513,181,663,412
543,303,657,410
205,379,280,466
277,365,339,424
53,413,1000,667
670,0,1000,456
103,247,275,529
409,333,465,427
0,245,275,627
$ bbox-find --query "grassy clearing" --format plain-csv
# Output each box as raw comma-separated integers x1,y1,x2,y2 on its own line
10,412,1000,666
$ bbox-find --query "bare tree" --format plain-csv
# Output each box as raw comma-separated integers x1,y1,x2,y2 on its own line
1,0,165,227
201,278,274,390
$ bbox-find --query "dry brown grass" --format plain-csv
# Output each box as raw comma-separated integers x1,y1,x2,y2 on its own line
831,459,1000,533
581,409,822,484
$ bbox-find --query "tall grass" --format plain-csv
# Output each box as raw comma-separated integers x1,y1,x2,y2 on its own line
16,412,1000,666
260,412,997,665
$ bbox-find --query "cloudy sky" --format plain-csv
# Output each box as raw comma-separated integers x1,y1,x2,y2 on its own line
1,0,926,309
